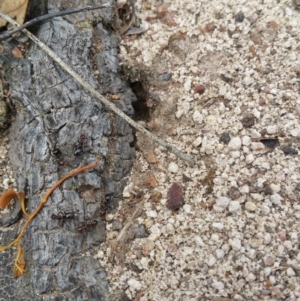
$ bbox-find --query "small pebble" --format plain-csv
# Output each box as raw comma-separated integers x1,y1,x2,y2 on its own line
158,73,172,81
245,201,257,212
235,11,245,22
128,278,142,291
270,193,282,205
261,204,270,215
250,238,263,248
211,281,224,290
212,222,224,231
193,110,204,123
193,84,205,94
165,223,175,235
192,137,202,147
228,23,236,31
245,153,254,164
168,162,179,173
264,233,272,245
266,125,277,134
229,238,241,251
264,267,272,277
216,196,230,208
167,183,184,211
242,113,255,128
282,145,298,155
228,137,242,150
220,132,231,144
242,136,251,146
228,200,240,212
216,249,225,259
208,255,216,266
264,255,275,266
287,267,296,277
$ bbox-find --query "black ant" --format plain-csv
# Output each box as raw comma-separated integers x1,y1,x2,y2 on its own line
52,148,67,167
77,219,98,232
100,194,111,217
51,210,77,220
74,133,87,156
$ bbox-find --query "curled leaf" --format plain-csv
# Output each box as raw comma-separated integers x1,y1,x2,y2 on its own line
0,189,29,217
0,189,18,209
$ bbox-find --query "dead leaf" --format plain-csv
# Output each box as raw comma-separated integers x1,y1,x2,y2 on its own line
0,0,29,28
12,46,23,58
0,188,19,209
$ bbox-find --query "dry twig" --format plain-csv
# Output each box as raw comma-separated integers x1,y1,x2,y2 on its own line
0,4,111,41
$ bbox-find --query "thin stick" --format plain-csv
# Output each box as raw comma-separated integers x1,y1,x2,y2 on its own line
0,4,111,41
116,194,147,242
0,12,194,166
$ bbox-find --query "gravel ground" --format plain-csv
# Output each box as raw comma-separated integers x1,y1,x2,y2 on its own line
96,0,300,300
1,0,300,300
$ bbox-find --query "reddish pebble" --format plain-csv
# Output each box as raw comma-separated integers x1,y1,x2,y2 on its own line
267,21,280,31
278,230,286,242
194,84,205,95
156,5,168,18
167,183,184,211
205,22,217,32
258,97,266,105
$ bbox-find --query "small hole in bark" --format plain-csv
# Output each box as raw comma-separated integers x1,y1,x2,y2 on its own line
130,81,150,121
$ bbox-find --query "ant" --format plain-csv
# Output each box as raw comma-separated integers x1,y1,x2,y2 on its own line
74,133,87,156
77,219,98,233
100,194,112,217
51,210,77,220
52,148,67,167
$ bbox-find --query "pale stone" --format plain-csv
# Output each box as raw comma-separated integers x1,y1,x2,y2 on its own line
212,222,224,231
245,201,257,212
229,238,241,251
165,223,175,235
228,137,242,150
271,193,282,205
128,279,142,291
192,137,202,147
243,76,254,86
267,125,277,134
229,200,240,212
287,268,296,277
168,162,179,173
211,281,224,290
251,238,263,248
216,196,230,208
193,110,203,123
245,153,254,164
208,255,216,266
242,135,251,146
216,249,225,259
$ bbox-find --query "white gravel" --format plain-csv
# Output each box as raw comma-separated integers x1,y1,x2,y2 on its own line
97,0,300,300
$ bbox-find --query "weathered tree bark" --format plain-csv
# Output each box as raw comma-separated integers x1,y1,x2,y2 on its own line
0,0,136,300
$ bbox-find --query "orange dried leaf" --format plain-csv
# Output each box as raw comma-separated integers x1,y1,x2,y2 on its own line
0,188,29,217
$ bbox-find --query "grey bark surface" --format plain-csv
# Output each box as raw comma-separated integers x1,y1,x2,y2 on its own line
0,0,136,300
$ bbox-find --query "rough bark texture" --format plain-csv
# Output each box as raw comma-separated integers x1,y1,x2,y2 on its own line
0,0,136,300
